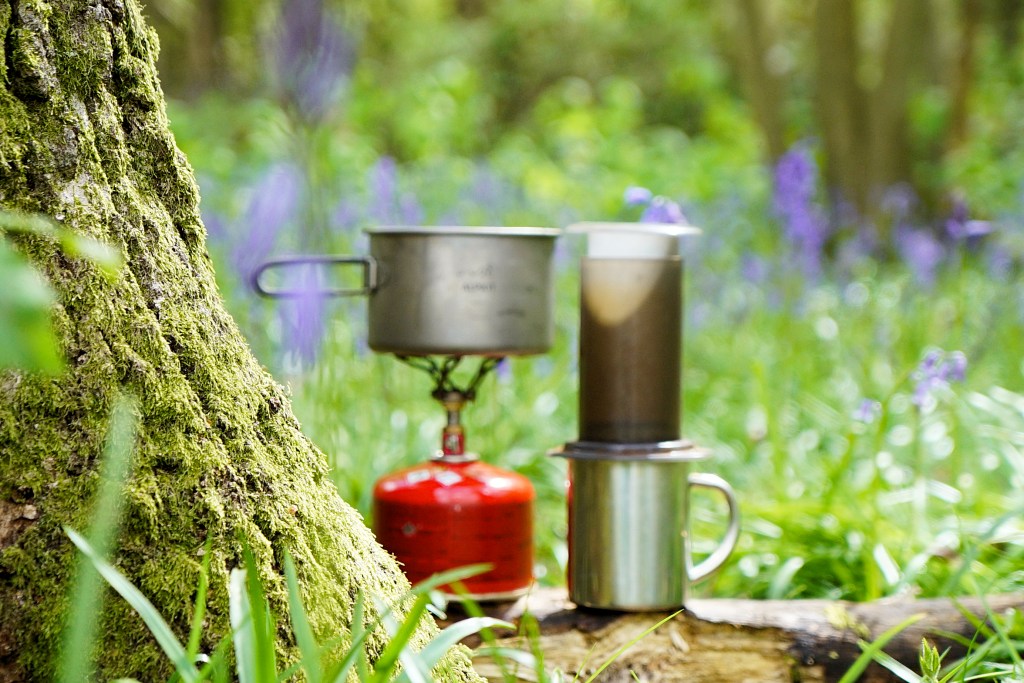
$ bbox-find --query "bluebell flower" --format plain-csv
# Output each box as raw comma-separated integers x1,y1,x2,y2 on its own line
332,198,359,232
495,357,512,384
232,163,301,280
624,186,653,206
399,194,425,226
986,245,1014,280
880,184,917,225
912,348,967,407
772,145,829,277
896,228,945,288
274,0,354,121
368,156,398,223
943,351,967,383
621,186,690,225
853,399,881,424
641,196,688,224
278,264,327,366
945,196,993,242
920,349,942,374
740,252,769,285
366,156,423,226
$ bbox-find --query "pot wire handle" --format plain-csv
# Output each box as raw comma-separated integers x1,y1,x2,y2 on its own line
686,472,740,583
250,256,378,298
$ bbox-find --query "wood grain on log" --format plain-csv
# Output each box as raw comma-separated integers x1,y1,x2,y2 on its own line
454,588,1023,682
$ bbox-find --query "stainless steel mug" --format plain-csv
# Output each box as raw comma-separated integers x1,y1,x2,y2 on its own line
560,445,740,611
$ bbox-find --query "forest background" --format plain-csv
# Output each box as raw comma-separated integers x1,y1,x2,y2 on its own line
138,0,1024,605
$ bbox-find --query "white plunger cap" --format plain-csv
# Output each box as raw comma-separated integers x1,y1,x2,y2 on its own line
567,222,701,258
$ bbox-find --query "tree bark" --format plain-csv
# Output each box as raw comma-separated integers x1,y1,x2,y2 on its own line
463,589,1024,682
813,0,870,215
0,1,479,681
947,0,982,151
726,0,787,162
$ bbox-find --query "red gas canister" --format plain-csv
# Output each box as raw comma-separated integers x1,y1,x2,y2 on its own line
373,456,534,599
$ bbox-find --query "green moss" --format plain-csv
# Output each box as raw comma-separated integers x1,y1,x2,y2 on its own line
0,1,482,681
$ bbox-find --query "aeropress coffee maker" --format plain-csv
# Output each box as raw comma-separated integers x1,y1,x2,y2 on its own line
552,222,740,611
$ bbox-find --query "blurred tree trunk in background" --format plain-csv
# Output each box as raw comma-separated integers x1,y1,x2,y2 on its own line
0,1,479,680
148,0,229,98
948,0,983,150
724,0,787,161
726,0,987,234
813,0,870,215
147,0,276,99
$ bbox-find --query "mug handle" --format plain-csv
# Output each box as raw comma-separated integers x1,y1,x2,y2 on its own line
686,472,740,583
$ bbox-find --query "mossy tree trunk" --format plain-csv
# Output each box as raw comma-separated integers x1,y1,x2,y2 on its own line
0,1,480,681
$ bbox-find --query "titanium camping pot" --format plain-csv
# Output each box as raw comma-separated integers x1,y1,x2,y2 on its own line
252,226,561,356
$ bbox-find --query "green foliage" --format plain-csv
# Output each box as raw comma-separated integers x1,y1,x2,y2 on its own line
60,396,140,683
0,210,122,373
855,608,1024,682
839,613,927,683
69,525,511,682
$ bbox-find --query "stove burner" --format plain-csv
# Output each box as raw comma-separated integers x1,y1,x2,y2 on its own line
395,354,503,402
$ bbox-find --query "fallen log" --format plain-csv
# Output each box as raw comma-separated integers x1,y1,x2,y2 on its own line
453,588,1024,682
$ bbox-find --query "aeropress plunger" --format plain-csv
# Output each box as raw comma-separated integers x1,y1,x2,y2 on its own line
553,222,740,611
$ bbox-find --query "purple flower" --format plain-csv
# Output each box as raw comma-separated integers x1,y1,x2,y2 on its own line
880,184,917,225
945,196,993,242
399,194,424,226
641,196,688,224
363,156,426,226
853,399,881,424
943,351,967,383
920,349,942,374
622,186,689,225
912,349,967,407
495,357,512,384
986,244,1014,280
740,252,769,285
896,228,945,288
368,156,398,222
278,264,328,365
202,209,227,243
624,186,653,206
772,145,829,277
232,163,301,279
332,198,359,231
274,0,355,121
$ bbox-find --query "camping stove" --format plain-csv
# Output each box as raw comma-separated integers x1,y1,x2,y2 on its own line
372,357,536,600
252,226,559,599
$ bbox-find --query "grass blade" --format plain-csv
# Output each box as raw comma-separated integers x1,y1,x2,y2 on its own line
327,590,371,683
66,528,200,683
393,618,513,683
230,567,257,683
406,564,492,596
241,546,279,681
840,613,926,683
284,554,322,682
187,536,214,660
60,396,137,683
981,600,1024,673
870,648,923,682
583,610,682,683
372,594,432,683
